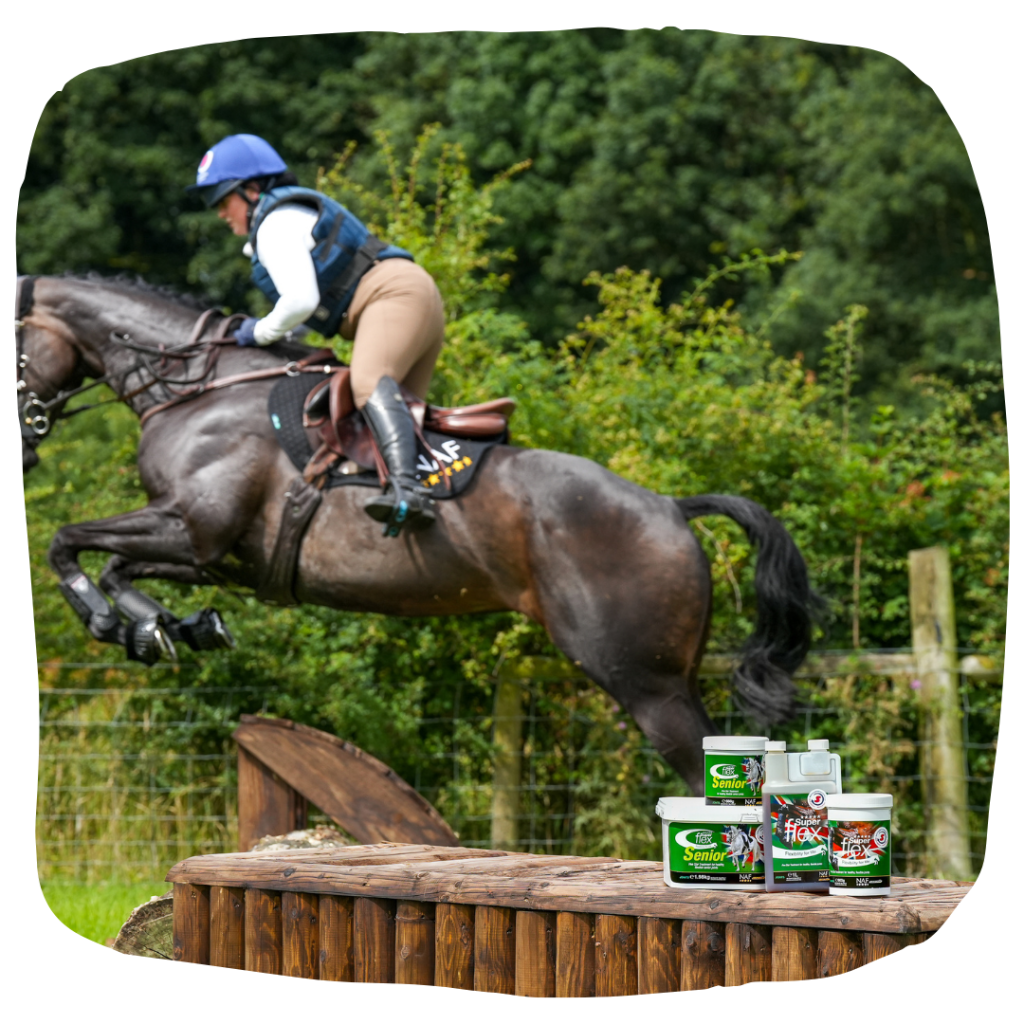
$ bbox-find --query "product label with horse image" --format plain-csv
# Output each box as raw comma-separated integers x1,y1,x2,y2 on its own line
705,753,764,805
668,821,765,884
828,818,891,889
769,790,830,883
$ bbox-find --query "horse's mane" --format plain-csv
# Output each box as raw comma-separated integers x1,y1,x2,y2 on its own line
64,270,214,313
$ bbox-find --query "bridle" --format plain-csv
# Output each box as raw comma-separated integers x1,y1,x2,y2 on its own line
15,275,339,446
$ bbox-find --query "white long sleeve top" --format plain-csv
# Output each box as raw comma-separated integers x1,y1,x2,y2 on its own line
242,203,321,345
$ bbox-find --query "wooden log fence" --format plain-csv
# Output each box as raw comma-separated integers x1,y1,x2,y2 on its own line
170,843,968,993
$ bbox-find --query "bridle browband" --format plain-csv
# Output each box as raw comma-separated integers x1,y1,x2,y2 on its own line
14,275,339,444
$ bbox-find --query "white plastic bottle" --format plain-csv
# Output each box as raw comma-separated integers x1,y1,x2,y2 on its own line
762,738,842,892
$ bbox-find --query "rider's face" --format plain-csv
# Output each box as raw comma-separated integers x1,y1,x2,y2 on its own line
217,189,258,236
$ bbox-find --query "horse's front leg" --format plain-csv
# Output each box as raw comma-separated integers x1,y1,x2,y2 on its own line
48,502,211,663
98,555,236,654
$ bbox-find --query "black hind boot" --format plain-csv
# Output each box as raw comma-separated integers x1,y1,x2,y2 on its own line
362,376,436,537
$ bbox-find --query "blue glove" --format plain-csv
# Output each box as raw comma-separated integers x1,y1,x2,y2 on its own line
235,317,260,347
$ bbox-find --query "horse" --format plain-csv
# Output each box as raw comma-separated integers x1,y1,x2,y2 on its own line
16,272,819,794
723,825,762,871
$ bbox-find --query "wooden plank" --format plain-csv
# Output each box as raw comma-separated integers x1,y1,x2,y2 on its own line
237,744,306,854
492,673,524,850
594,914,638,997
817,930,863,977
318,894,354,981
166,852,971,935
434,903,474,990
281,891,318,979
680,920,725,991
637,917,680,994
516,910,557,997
771,926,818,981
234,715,457,846
862,931,929,962
227,844,512,865
555,912,595,997
724,922,771,987
172,882,210,964
353,897,396,984
209,885,245,970
474,905,516,994
395,900,435,985
245,888,282,974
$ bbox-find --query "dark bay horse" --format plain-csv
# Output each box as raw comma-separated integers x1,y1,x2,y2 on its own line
17,273,817,792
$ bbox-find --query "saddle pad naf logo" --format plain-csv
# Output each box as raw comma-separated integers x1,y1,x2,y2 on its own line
416,439,474,488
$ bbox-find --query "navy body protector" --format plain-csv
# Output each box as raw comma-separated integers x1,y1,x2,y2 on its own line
248,186,413,338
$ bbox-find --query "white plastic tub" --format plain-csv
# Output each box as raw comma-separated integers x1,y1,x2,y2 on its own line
656,796,766,890
826,793,893,896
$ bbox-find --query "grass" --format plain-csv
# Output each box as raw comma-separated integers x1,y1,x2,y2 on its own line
40,881,170,945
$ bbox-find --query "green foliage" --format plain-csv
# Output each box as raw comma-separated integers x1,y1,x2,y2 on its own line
18,30,999,406
30,129,1003,882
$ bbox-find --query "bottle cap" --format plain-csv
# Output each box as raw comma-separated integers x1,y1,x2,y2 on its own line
807,739,830,751
765,741,787,752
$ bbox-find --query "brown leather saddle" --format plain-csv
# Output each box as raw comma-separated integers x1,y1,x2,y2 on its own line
300,367,514,485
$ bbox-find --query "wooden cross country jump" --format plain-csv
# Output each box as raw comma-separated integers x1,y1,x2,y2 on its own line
167,843,968,994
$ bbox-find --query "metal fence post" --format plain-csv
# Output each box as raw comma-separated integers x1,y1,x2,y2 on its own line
491,668,525,850
908,546,973,878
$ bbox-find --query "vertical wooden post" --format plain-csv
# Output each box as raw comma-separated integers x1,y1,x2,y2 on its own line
172,882,210,964
594,915,638,997
395,900,436,985
515,910,557,997
209,886,245,970
474,906,516,994
771,926,817,981
492,672,524,850
637,918,680,994
282,891,319,979
318,894,354,981
680,920,725,990
237,745,307,853
724,922,771,986
245,889,283,974
435,904,475,990
556,912,595,997
817,930,863,977
909,546,973,879
353,897,396,984
862,931,929,962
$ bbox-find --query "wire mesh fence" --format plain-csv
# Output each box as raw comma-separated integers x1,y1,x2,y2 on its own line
37,654,999,884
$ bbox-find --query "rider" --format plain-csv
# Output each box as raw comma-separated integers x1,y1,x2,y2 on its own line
186,133,444,536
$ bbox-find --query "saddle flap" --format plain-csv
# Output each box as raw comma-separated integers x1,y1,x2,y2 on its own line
303,379,332,428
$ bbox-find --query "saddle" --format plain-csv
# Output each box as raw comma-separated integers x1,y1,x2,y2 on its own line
300,368,514,485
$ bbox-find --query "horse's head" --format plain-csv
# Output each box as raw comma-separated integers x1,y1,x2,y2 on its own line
16,277,96,473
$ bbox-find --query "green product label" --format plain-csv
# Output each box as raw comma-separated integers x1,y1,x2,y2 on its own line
828,818,891,890
668,820,765,885
705,752,764,805
769,791,830,883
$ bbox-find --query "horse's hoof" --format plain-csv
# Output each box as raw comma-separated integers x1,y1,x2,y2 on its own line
126,618,177,665
177,608,236,651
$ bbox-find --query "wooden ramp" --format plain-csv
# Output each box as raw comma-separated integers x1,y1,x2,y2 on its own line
233,715,458,851
168,843,970,993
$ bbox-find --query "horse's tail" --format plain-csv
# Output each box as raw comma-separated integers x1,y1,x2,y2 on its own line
676,494,823,726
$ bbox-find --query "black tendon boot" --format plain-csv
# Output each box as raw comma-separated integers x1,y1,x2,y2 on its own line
361,376,436,537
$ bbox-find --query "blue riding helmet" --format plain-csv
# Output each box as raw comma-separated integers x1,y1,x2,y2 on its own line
186,134,288,208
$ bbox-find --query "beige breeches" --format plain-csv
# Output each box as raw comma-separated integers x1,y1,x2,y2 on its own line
341,258,445,408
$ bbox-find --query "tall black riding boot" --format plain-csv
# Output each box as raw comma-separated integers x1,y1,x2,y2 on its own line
362,375,436,537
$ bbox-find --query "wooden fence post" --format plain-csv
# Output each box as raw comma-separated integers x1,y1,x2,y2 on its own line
236,745,306,853
491,670,524,850
909,546,973,879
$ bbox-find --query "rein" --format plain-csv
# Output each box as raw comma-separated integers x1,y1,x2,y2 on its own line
14,276,338,437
